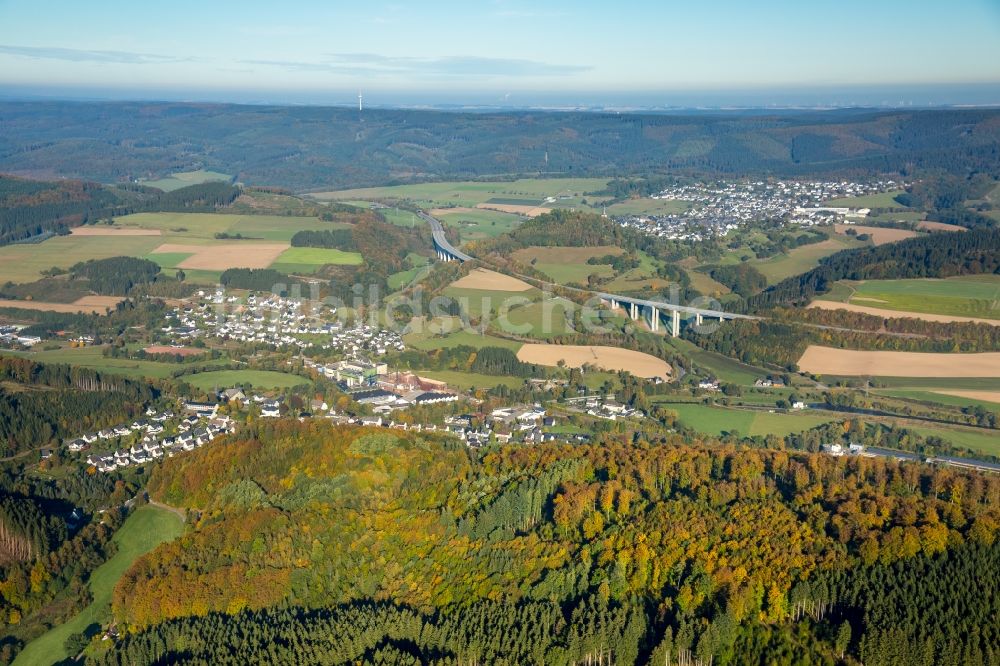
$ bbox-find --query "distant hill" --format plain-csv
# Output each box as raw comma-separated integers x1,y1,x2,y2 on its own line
1,102,999,190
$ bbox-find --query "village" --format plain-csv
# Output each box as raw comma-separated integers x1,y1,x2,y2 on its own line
162,288,405,356
613,178,901,240
58,390,637,473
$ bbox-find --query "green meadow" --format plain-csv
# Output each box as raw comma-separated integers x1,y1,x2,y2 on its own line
311,178,610,208
270,247,363,274
752,235,863,284
664,403,836,437
182,369,310,391
13,505,183,666
141,169,232,192
821,275,1000,319
822,190,908,209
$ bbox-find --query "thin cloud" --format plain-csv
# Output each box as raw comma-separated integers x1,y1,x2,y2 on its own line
0,44,189,65
243,53,589,78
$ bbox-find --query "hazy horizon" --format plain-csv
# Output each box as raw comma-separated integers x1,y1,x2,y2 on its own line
2,0,999,109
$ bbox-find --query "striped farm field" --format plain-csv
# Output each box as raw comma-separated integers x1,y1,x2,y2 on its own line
798,346,1000,378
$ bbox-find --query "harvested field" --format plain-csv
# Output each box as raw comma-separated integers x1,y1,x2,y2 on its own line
450,268,533,292
517,344,671,379
933,390,1000,405
151,242,288,270
797,346,1000,377
475,203,551,217
834,224,917,246
0,295,121,314
808,299,1000,326
142,345,203,357
917,221,966,232
70,227,162,236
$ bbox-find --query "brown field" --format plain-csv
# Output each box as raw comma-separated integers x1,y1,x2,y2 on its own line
512,245,624,264
809,299,1000,326
834,224,917,246
933,390,1000,405
0,295,121,314
475,203,551,217
449,268,533,292
517,344,672,379
798,345,1000,377
143,345,203,356
152,242,288,270
70,227,162,236
917,221,966,232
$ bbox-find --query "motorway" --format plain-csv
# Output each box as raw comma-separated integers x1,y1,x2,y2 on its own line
418,209,754,321
419,211,474,262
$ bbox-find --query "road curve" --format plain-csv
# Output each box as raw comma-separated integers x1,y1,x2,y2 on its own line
418,211,474,262
418,210,753,320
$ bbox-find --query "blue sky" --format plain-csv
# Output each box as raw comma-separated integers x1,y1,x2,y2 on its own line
1,0,999,105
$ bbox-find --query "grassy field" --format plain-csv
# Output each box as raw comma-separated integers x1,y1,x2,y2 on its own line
818,275,1000,319
752,236,863,284
874,389,1000,414
0,346,213,379
311,178,610,208
664,403,835,437
270,247,363,273
404,321,523,351
419,369,527,390
861,376,1000,390
907,424,1000,457
13,505,183,666
141,169,231,192
442,286,541,318
0,212,349,286
822,190,908,209
434,208,524,242
182,369,309,391
665,337,768,385
512,245,621,285
0,235,164,283
504,298,577,338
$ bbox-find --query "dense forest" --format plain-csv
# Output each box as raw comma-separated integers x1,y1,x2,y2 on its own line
90,420,1000,665
289,228,356,250
0,357,157,456
3,103,1000,189
68,257,161,296
219,268,297,293
0,176,122,246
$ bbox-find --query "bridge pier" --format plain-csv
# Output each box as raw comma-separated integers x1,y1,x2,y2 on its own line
649,306,659,332
695,313,703,326
630,303,638,320
671,310,680,337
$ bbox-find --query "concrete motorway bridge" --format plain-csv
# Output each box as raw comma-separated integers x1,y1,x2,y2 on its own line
419,210,755,337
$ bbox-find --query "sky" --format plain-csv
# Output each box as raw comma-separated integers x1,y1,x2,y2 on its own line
1,0,1000,107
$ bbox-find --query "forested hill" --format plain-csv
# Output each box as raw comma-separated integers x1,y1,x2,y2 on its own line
103,419,1000,665
2,102,1000,189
